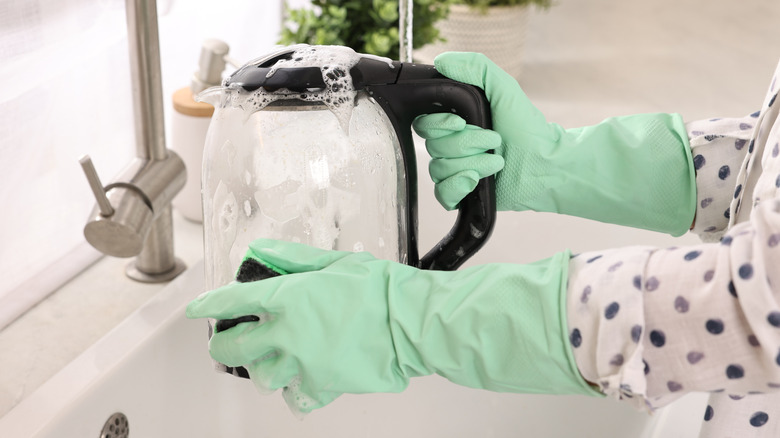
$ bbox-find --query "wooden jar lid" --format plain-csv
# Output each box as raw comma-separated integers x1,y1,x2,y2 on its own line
172,87,214,117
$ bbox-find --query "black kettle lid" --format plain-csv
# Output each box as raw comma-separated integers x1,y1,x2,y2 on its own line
225,45,401,93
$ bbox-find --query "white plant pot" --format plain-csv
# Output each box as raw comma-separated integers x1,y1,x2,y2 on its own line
415,4,530,80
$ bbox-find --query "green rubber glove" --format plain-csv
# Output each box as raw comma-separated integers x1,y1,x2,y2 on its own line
413,52,697,236
186,239,601,415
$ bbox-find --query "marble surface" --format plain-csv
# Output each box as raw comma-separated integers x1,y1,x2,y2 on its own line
2,0,780,425
0,213,204,417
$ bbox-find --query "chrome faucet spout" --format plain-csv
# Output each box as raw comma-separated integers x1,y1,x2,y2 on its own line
127,0,167,162
79,0,186,283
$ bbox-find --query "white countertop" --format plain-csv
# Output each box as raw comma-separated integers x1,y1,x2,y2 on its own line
0,212,204,417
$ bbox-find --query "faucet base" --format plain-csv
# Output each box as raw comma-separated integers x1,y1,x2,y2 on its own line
126,258,187,283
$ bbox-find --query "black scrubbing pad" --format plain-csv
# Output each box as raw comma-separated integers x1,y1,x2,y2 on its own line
235,257,282,283
214,257,286,379
215,315,261,333
215,258,283,334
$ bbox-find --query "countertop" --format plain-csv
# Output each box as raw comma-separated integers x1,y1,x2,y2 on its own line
0,213,204,417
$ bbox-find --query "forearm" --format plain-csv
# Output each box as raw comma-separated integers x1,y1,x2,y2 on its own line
390,252,600,396
496,112,697,235
565,199,780,410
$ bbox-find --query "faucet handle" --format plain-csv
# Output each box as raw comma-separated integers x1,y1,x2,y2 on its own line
79,155,114,217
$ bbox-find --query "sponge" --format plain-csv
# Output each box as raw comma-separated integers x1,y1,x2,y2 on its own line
215,258,283,333
214,257,285,379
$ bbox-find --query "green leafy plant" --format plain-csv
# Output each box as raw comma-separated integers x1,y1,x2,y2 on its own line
279,0,452,60
455,0,552,13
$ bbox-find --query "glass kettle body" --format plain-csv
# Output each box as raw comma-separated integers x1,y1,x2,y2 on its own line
202,92,409,289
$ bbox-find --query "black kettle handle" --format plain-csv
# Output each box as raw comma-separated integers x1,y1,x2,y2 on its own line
359,61,497,271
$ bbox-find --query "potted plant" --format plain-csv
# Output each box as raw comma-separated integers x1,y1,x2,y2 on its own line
416,0,553,80
457,0,551,13
279,0,452,60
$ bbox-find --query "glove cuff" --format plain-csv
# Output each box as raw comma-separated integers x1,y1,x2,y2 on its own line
497,113,697,236
389,251,603,397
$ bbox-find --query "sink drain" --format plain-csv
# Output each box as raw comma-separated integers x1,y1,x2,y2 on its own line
100,412,129,438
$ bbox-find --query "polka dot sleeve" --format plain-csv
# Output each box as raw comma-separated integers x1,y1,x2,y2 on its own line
567,200,780,419
687,117,753,242
698,393,780,437
565,59,780,436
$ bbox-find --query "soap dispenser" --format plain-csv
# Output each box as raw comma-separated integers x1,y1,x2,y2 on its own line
171,39,231,222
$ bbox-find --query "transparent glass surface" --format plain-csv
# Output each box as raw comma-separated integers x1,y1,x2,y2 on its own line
202,91,408,289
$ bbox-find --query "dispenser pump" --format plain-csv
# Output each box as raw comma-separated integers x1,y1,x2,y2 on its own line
191,39,230,94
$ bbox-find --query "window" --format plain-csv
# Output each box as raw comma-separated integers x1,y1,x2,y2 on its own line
0,0,134,328
0,0,283,329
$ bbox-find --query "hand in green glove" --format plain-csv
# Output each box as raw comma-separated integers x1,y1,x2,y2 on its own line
186,239,600,415
413,52,696,236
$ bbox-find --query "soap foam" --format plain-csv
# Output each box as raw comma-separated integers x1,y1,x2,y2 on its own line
281,375,324,419
227,45,393,133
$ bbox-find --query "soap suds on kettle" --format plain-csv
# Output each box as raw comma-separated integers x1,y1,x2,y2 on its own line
225,45,392,133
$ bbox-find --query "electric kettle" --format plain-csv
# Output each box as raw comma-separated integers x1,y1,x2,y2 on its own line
199,45,496,378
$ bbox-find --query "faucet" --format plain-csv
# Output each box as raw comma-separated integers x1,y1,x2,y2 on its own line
79,0,186,283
